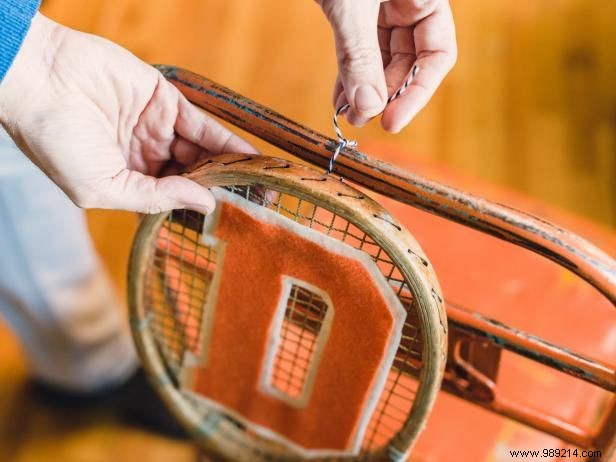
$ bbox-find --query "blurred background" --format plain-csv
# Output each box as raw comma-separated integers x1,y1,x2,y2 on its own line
0,1,614,461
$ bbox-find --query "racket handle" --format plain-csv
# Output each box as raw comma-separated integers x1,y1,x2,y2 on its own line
156,65,616,306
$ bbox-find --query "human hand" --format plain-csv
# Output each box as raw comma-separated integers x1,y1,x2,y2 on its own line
0,13,256,214
318,0,457,133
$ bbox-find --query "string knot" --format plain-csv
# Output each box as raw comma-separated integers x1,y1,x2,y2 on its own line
327,103,357,174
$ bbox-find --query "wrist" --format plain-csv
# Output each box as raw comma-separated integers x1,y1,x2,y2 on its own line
0,13,64,132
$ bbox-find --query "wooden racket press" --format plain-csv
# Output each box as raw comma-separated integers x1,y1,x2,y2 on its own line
127,66,616,461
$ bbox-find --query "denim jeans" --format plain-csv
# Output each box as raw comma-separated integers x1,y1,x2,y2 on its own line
0,128,136,391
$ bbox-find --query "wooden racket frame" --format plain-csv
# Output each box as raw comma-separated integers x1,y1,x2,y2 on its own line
129,154,447,461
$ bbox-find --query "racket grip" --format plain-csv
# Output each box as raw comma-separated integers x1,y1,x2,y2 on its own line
156,65,616,306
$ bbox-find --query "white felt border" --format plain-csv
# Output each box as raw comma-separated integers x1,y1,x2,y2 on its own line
259,275,335,409
180,232,227,383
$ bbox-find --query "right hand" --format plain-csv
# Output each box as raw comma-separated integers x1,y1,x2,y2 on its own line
318,0,457,133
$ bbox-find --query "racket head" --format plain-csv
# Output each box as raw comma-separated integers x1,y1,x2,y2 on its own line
128,154,446,461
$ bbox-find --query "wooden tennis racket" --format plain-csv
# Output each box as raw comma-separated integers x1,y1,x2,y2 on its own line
130,154,446,460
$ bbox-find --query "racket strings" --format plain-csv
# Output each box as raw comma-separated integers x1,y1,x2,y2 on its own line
270,284,329,399
146,212,217,369
142,185,425,459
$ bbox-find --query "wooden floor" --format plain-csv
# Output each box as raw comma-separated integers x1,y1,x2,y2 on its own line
0,0,614,460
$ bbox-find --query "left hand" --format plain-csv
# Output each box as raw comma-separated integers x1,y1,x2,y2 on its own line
318,0,457,133
0,13,257,215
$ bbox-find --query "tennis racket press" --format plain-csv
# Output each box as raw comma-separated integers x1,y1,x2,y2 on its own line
127,66,616,461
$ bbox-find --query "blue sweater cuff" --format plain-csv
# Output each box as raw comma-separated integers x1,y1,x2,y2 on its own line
0,0,42,82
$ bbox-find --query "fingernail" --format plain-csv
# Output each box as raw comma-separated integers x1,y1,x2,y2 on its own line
384,121,403,134
347,109,369,127
354,85,384,116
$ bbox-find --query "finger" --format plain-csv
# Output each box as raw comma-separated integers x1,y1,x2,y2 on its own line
381,3,456,132
322,0,388,119
105,169,215,215
332,27,391,113
332,75,344,108
345,25,392,126
347,109,371,127
334,91,371,127
383,26,416,95
378,25,393,69
171,137,205,166
380,56,445,133
334,91,347,115
175,95,258,155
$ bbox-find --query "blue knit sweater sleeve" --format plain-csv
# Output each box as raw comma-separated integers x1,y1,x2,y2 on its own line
0,0,42,82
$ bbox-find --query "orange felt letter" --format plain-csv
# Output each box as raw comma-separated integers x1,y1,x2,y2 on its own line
182,190,405,456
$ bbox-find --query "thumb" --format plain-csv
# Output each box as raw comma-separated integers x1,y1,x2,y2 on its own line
323,0,387,118
106,169,215,215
